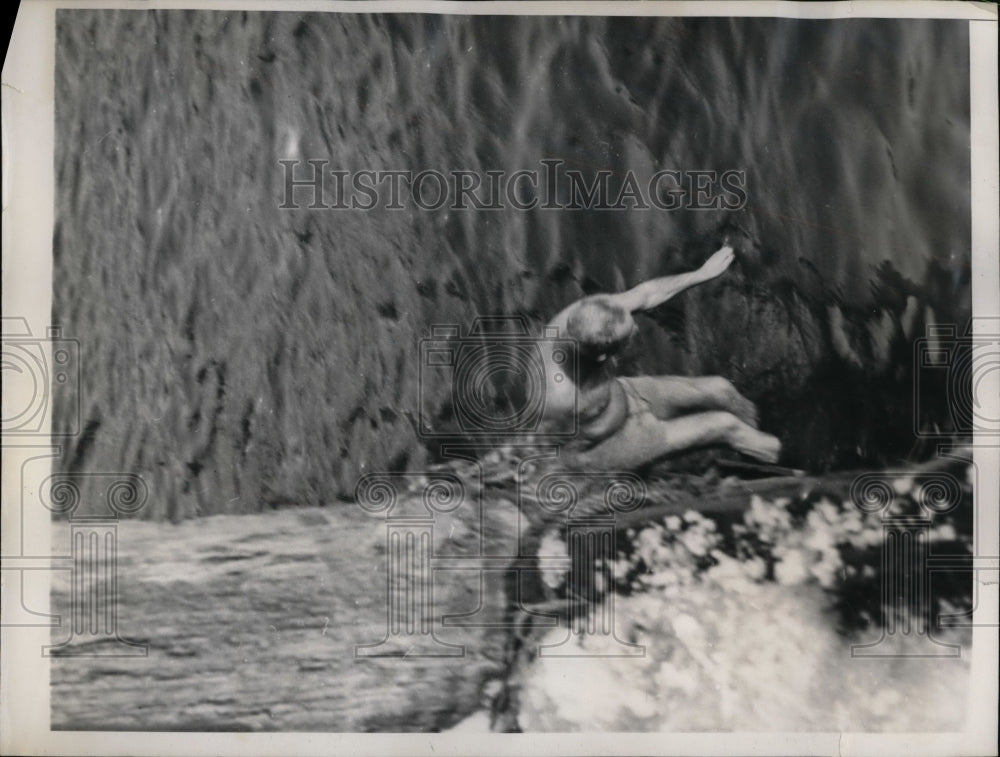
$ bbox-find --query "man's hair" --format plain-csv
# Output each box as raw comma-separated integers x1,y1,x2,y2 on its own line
565,297,633,353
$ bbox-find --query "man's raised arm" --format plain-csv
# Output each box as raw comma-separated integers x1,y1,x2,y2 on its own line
608,246,735,313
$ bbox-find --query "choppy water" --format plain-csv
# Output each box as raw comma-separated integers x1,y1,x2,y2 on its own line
54,12,971,514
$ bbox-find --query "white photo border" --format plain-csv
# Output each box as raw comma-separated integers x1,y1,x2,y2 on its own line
2,2,997,755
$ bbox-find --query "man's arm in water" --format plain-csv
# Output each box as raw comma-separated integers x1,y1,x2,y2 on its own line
609,245,735,313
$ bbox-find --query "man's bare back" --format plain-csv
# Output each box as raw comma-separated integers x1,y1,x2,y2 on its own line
540,246,782,469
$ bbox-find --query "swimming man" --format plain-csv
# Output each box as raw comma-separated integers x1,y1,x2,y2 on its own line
540,245,782,470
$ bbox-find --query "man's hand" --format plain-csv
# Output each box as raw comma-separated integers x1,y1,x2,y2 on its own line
698,246,735,281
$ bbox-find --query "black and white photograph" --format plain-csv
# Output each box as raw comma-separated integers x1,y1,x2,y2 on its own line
1,1,998,753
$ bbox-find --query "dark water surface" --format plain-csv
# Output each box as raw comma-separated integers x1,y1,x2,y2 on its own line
54,12,971,516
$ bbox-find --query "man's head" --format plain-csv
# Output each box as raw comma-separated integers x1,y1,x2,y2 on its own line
565,296,636,358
